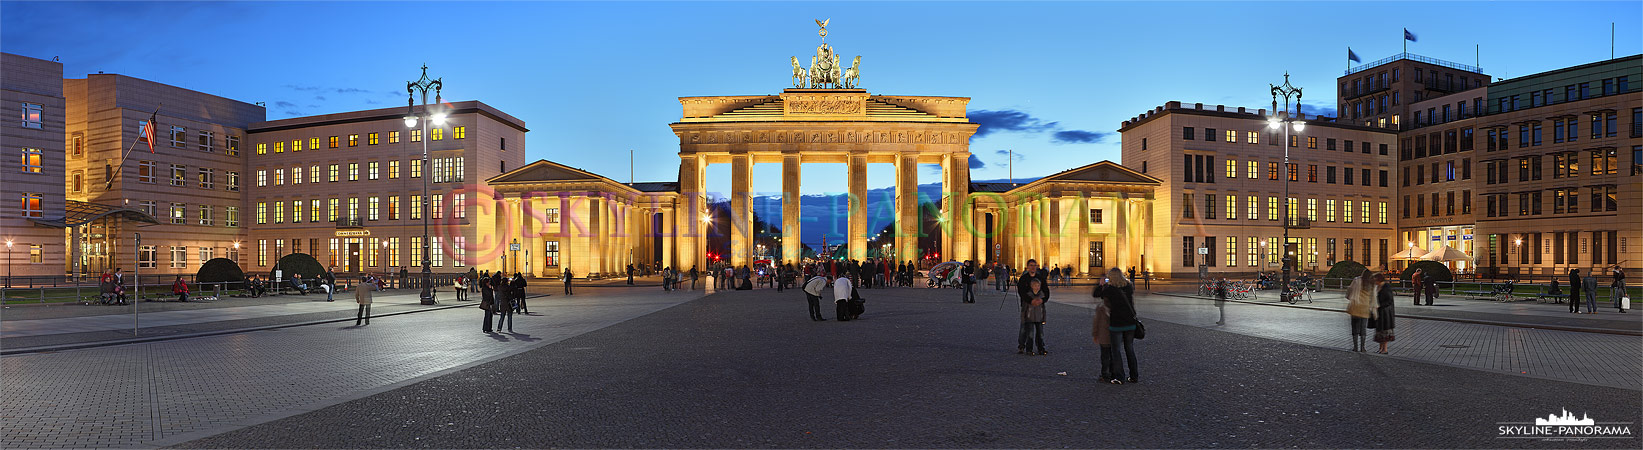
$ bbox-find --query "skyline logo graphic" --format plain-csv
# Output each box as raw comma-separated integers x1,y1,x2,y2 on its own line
1535,409,1596,426
1497,409,1634,441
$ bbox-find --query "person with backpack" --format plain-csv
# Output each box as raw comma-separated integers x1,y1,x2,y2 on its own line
1101,267,1139,383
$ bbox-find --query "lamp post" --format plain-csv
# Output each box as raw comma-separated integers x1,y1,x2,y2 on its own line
1269,73,1305,302
4,239,12,292
405,65,443,305
1513,237,1523,276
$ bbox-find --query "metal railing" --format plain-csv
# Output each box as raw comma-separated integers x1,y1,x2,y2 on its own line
1345,52,1482,76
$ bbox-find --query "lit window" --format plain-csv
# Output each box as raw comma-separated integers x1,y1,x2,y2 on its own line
310,137,321,150
411,159,422,178
198,168,214,189
256,170,267,187
170,164,186,186
431,128,443,141
453,193,466,219
1247,160,1257,178
139,245,156,269
273,141,284,153
226,135,240,155
388,196,400,220
328,198,339,221
329,136,339,148
410,129,422,142
226,171,240,191
274,202,284,224
1225,159,1236,179
348,162,359,181
171,202,186,224
389,131,400,143
257,143,267,155
310,165,321,184
292,139,303,152
20,148,42,172
198,205,213,226
369,133,379,145
292,166,302,184
274,168,285,186
388,160,400,179
328,164,339,182
20,193,43,217
1224,130,1235,142
198,131,215,152
348,134,359,147
454,126,466,139
1246,131,1258,144
369,196,380,220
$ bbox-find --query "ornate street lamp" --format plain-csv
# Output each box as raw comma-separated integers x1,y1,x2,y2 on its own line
406,65,443,305
1269,73,1305,302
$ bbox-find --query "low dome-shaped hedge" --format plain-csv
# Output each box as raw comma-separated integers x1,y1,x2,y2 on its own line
1401,260,1452,283
270,253,326,281
196,258,246,289
1325,260,1368,280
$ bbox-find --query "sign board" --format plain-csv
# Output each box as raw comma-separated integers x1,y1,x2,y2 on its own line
335,230,371,237
510,243,522,251
1197,247,1209,255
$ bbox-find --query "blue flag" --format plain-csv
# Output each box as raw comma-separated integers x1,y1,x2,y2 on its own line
1404,28,1417,42
1348,48,1361,63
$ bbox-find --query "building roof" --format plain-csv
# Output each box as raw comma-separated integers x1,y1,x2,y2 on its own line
248,100,528,133
626,182,679,193
970,182,1022,193
486,159,608,184
677,90,972,123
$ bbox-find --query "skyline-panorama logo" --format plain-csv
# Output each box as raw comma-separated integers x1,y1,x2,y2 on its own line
1498,409,1634,442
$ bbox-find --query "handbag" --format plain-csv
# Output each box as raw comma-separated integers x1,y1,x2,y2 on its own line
480,298,493,311
1133,320,1146,340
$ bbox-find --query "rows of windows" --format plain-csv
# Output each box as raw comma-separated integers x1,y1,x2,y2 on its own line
123,201,240,227
254,193,469,224
255,127,466,156
252,236,468,268
1195,156,1388,187
1486,231,1625,267
1496,76,1631,114
1187,235,1389,268
1183,193,1387,224
1479,185,1620,218
1481,149,1621,184
1181,126,1389,156
130,160,240,192
253,157,452,188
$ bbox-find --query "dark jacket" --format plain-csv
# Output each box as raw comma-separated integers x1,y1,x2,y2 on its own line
1016,271,1051,322
1103,284,1138,328
1375,282,1396,330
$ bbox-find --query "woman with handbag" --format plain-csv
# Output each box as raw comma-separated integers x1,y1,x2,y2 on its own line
1612,266,1628,312
1102,267,1140,384
1373,273,1397,354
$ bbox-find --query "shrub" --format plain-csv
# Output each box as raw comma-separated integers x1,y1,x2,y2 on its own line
196,258,246,289
1325,260,1367,280
270,253,326,281
1400,260,1452,283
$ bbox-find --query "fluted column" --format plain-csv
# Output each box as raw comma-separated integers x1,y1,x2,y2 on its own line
676,155,704,270
730,153,753,267
895,153,919,264
847,153,868,261
782,154,802,264
942,153,972,262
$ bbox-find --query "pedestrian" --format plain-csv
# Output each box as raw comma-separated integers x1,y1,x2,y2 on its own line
1102,267,1139,383
960,260,976,303
1568,268,1582,313
803,275,828,321
323,266,337,301
1015,259,1043,354
1023,278,1048,355
1213,278,1228,325
775,265,786,292
689,266,699,290
480,275,495,332
398,267,409,289
354,275,374,326
1345,270,1378,352
1091,284,1115,383
627,264,635,285
1612,266,1628,312
495,275,514,333
562,268,574,296
511,272,528,314
1410,268,1426,306
454,275,468,301
172,276,190,302
833,274,854,321
1373,272,1396,354
1582,269,1598,314
1141,268,1151,290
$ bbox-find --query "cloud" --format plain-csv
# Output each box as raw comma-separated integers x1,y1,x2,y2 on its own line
994,149,1025,161
969,109,1057,138
314,95,326,101
274,101,297,108
968,154,986,169
283,110,302,117
1299,104,1338,119
1051,130,1107,144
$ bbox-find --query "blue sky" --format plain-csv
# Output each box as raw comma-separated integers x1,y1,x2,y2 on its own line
4,0,1639,198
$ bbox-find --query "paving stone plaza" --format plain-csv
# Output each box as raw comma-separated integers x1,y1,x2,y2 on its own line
2,280,1639,448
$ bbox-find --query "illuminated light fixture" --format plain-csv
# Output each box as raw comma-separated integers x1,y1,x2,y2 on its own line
403,116,417,128
1293,121,1307,132
432,113,448,125
1267,118,1281,130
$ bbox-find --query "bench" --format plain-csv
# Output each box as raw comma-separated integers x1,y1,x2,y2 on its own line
1460,282,1515,302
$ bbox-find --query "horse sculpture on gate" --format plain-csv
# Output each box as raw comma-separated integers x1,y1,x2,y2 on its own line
791,56,808,88
788,19,859,90
841,56,861,89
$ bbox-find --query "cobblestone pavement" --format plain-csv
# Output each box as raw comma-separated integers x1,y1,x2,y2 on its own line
1167,287,1642,333
175,286,1639,449
0,286,703,449
1054,291,1643,391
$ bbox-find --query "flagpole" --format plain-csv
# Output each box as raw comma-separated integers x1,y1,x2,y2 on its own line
109,104,162,190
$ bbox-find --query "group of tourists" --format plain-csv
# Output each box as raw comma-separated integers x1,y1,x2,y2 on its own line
478,270,529,333
1567,266,1629,314
1344,270,1398,354
799,273,866,322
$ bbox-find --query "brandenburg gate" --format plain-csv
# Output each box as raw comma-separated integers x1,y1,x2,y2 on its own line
669,21,980,269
